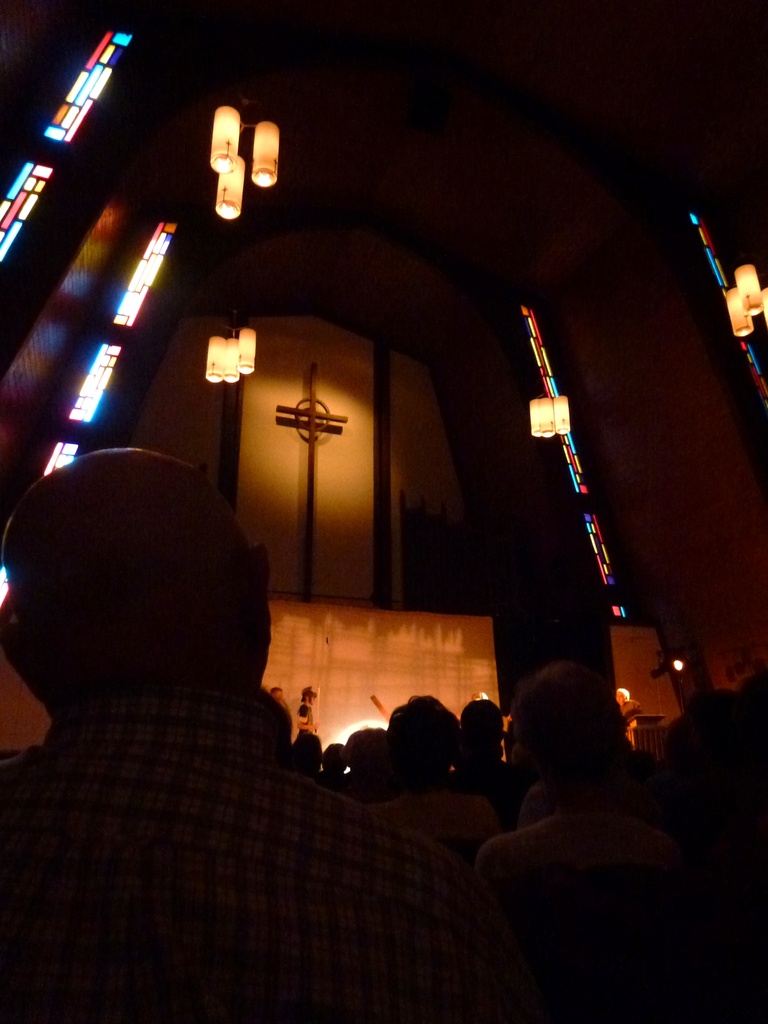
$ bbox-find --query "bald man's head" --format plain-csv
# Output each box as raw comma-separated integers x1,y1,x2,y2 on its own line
1,449,270,710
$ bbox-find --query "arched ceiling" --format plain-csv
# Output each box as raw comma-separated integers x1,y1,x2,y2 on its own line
4,0,768,657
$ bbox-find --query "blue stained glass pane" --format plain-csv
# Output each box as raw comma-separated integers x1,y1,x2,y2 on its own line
550,377,559,397
606,575,615,585
689,212,699,225
7,163,34,200
88,344,108,374
747,344,764,374
566,432,578,453
0,221,23,261
705,247,726,287
584,513,593,522
44,126,67,141
83,389,103,423
75,66,103,106
116,291,134,316
566,462,579,492
113,33,132,45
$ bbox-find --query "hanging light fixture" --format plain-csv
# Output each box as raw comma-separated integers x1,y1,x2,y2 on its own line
734,264,764,316
210,106,241,174
237,327,256,374
223,335,241,383
252,122,279,187
205,323,257,384
205,335,227,382
530,395,570,438
215,156,245,220
724,260,768,336
726,286,754,337
210,106,280,218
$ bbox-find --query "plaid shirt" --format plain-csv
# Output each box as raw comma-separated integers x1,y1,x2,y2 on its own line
0,689,544,1024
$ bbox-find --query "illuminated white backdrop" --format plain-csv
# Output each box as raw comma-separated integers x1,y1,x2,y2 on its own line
264,601,499,746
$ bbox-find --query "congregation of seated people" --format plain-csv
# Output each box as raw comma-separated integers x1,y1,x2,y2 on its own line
1,447,766,1023
275,669,768,1024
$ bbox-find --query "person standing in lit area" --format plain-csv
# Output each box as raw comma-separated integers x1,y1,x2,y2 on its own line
297,686,318,733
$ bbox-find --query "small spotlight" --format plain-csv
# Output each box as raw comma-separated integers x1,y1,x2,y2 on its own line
672,658,685,672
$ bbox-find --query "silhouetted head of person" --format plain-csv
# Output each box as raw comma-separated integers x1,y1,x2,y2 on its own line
687,689,740,769
321,742,347,777
293,731,322,778
387,696,460,792
460,697,504,761
1,449,271,714
344,727,390,779
734,670,768,767
513,661,626,786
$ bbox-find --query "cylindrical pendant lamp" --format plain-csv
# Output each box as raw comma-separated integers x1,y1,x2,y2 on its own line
215,156,245,220
530,397,555,437
252,121,279,187
206,335,227,382
762,288,768,329
735,264,763,316
223,335,241,382
726,286,754,337
238,327,257,373
210,106,241,174
553,395,570,435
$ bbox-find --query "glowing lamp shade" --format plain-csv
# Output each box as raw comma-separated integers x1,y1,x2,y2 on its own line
252,121,279,187
238,327,256,374
530,397,556,438
726,286,754,337
206,335,227,382
210,106,241,174
216,156,245,220
735,264,763,316
762,288,768,328
553,395,570,435
223,335,241,383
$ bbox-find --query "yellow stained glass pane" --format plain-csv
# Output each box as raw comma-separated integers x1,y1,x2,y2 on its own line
90,66,112,100
18,194,38,221
61,105,80,130
66,71,89,104
128,258,148,293
144,252,162,285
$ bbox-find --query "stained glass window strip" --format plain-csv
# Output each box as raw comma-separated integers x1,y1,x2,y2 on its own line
584,513,615,585
523,305,622,608
0,566,7,611
741,340,768,413
689,212,727,293
522,305,588,494
114,222,177,326
43,441,79,476
44,31,133,142
0,163,53,262
69,344,121,422
690,211,768,416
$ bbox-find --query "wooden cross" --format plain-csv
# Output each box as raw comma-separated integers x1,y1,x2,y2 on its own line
276,363,348,602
